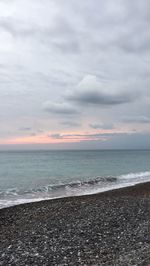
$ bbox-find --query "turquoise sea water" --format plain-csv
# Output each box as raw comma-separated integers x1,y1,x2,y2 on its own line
0,150,150,208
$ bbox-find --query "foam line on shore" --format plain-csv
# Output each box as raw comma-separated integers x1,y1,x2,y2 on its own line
0,180,150,211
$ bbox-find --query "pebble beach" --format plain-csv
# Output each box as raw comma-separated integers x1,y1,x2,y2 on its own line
0,182,150,265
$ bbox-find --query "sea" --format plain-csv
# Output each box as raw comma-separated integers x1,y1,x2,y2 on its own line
0,150,150,209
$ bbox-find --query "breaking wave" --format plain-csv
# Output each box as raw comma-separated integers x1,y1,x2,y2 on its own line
0,171,150,209
0,176,117,197
119,171,150,180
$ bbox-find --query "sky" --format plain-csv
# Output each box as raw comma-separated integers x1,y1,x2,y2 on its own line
0,0,150,149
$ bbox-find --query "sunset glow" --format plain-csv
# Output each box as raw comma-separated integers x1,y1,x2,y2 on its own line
0,128,134,146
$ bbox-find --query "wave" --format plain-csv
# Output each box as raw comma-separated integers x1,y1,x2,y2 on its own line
0,176,118,198
0,171,150,199
119,171,150,180
0,171,150,209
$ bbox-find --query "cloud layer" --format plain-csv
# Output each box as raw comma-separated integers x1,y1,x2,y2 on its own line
0,0,150,148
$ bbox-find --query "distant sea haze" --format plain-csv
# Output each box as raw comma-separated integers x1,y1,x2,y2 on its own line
0,150,150,209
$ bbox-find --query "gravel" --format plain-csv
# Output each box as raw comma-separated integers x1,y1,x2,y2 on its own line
0,182,150,265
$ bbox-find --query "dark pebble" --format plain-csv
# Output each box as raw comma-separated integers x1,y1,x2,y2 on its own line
0,182,150,265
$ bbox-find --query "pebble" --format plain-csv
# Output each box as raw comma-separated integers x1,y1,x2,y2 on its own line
0,183,150,265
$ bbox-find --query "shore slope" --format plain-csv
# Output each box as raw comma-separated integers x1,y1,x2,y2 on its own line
0,182,150,265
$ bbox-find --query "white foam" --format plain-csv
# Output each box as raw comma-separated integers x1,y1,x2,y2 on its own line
0,171,150,209
119,171,150,180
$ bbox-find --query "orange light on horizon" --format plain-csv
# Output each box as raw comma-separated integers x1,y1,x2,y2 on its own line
0,129,131,145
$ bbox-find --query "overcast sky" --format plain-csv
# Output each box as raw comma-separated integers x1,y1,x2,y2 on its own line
0,0,150,149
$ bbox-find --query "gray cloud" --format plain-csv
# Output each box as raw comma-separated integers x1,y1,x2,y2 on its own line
50,133,63,139
1,0,150,56
122,116,150,123
89,123,114,130
0,14,80,54
61,121,81,127
66,75,137,106
115,22,150,54
19,127,44,134
67,90,134,105
42,102,79,115
30,132,36,136
54,40,80,54
49,132,129,141
0,18,37,37
19,127,32,131
0,0,150,149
